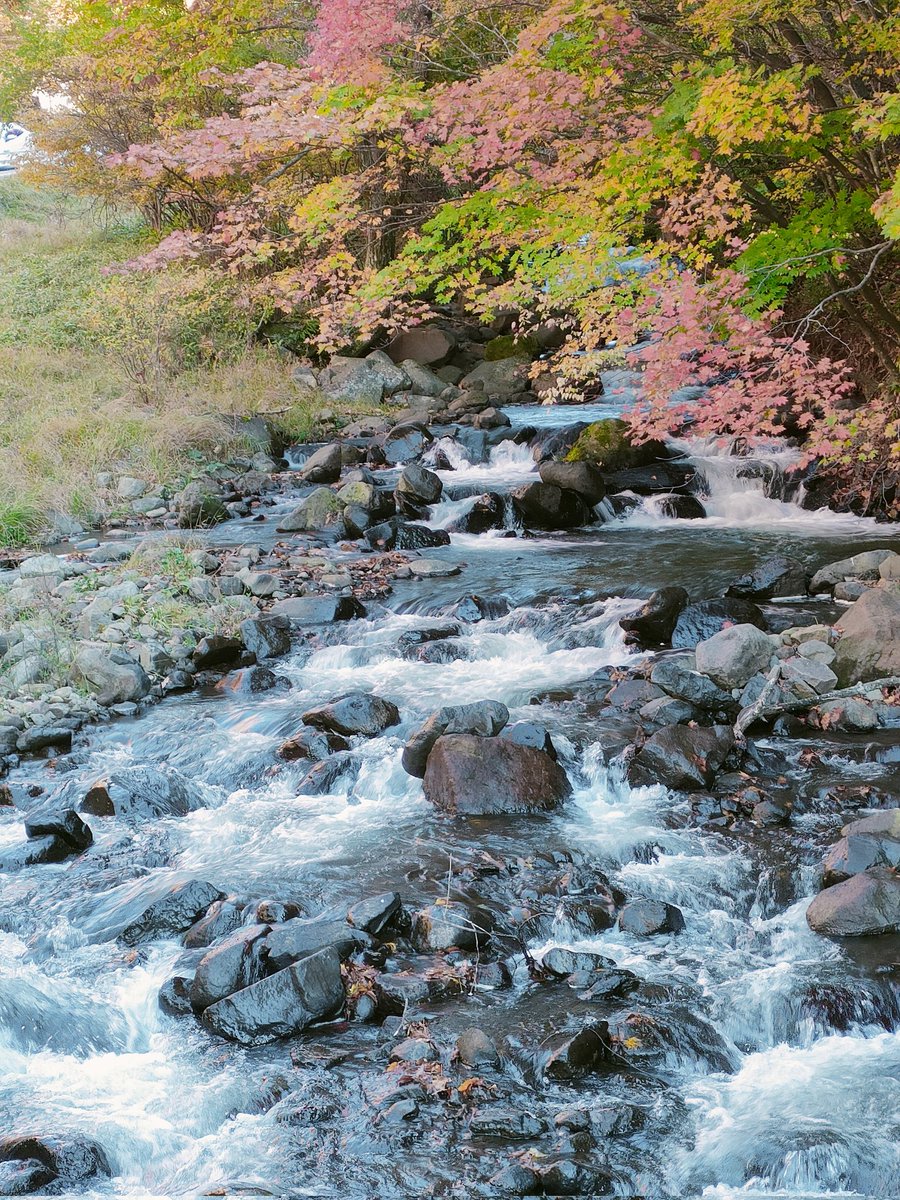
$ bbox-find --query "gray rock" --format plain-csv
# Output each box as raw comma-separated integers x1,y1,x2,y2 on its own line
202,945,345,1045
366,520,449,551
832,588,900,685
240,614,292,660
386,326,455,366
265,918,367,971
190,923,270,1012
694,623,774,689
88,542,133,564
780,655,838,697
397,464,443,505
412,902,480,951
650,653,733,709
382,424,432,466
19,554,68,580
456,1028,500,1066
814,697,879,731
423,734,571,815
80,764,202,820
460,356,530,397
302,691,400,737
73,645,151,705
347,892,401,935
628,724,734,791
270,595,365,624
638,695,697,725
618,899,685,936
299,443,342,484
402,699,510,777
277,488,344,532
620,586,689,647
121,879,225,945
810,549,895,593
319,356,389,405
178,480,229,528
24,804,92,853
807,867,900,936
501,720,556,757
192,635,242,671
538,459,606,505
672,598,767,649
512,482,593,530
822,831,900,886
726,555,807,600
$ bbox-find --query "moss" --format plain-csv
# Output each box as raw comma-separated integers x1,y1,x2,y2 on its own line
565,419,666,470
483,334,539,361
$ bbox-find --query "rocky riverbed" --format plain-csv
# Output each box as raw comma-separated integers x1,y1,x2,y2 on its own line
1,367,899,1200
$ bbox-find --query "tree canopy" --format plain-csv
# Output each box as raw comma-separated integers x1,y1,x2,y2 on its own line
3,0,899,501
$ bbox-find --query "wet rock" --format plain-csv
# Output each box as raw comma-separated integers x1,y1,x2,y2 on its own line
448,492,506,534
121,879,225,946
639,695,697,726
671,598,767,649
15,725,74,755
277,728,348,762
389,1036,437,1063
832,588,900,685
539,1159,613,1196
270,595,365,623
158,975,194,1017
412,902,480,951
382,423,432,466
408,559,460,578
488,1163,541,1195
543,1023,611,1079
217,665,290,695
694,623,774,689
469,1110,544,1140
657,493,706,519
605,679,666,711
265,917,367,971
822,814,900,886
366,519,450,551
807,867,900,936
511,482,593,530
565,418,668,471
540,948,615,977
184,899,245,948
81,765,202,820
810,549,895,593
402,699,509,777
347,892,401,935
450,594,510,623
24,805,92,853
381,1097,420,1123
620,586,689,647
618,899,685,936
628,724,735,791
0,1135,110,1194
649,653,733,710
190,923,270,1012
0,836,74,871
501,721,556,758
178,479,229,527
299,443,342,484
297,753,360,794
423,734,571,815
456,1027,500,1066
202,945,345,1045
302,691,400,737
726,555,807,600
73,645,150,705
538,460,606,505
397,463,443,506
192,635,243,671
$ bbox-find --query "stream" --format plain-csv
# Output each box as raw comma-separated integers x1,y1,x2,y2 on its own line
1,396,899,1200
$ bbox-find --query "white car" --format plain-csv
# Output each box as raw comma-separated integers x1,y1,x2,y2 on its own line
0,124,33,171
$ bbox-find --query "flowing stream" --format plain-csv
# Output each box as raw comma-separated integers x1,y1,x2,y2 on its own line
1,396,899,1200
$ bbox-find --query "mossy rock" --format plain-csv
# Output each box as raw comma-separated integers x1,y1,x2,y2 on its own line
483,334,539,362
565,419,667,470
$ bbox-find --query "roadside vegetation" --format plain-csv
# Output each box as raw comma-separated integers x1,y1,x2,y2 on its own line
0,177,344,546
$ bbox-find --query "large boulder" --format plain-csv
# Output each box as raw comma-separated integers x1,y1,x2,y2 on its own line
460,356,530,398
397,464,443,507
447,492,505,534
365,520,450,551
511,482,593,530
694,623,774,689
566,419,668,471
806,867,900,937
270,595,365,624
80,764,201,819
672,598,767,649
650,652,733,709
402,700,509,777
822,826,900,887
276,488,344,533
832,588,900,685
810,549,895,594
73,645,150,706
656,493,706,520
620,587,688,647
190,923,270,1012
538,460,606,505
382,424,432,466
423,734,571,815
726,555,807,600
628,724,734,791
386,325,455,366
240,614,292,661
618,899,685,936
318,355,393,405
301,691,400,737
120,879,225,946
201,946,345,1045
0,1135,110,1194
298,443,342,484
178,480,229,528
265,917,366,972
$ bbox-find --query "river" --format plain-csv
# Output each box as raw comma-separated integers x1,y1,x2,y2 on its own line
0,397,898,1199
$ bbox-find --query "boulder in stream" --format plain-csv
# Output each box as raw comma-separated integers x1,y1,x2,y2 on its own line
240,614,292,661
402,699,509,777
397,463,443,506
366,520,450,551
270,595,365,624
80,764,202,820
538,460,606,505
628,724,735,791
618,899,685,936
0,1134,110,1195
511,482,593,530
302,691,400,737
190,923,270,1012
726,555,808,600
120,879,225,946
806,866,900,937
298,443,342,484
423,734,571,815
671,598,767,649
694,623,775,689
620,586,689,647
202,945,345,1045
832,588,900,686
656,493,706,519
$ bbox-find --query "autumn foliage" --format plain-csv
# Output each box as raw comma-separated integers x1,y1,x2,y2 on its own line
3,0,899,507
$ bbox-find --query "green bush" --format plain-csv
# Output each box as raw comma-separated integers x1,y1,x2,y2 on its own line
483,333,539,361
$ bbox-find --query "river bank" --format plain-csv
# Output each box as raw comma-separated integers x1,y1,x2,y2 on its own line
0,380,899,1200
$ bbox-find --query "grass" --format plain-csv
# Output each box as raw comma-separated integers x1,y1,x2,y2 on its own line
0,177,381,547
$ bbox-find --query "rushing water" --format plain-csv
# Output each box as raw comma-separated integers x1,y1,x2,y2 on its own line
1,400,899,1200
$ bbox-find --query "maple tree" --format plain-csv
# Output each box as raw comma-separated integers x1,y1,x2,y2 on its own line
3,0,898,506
